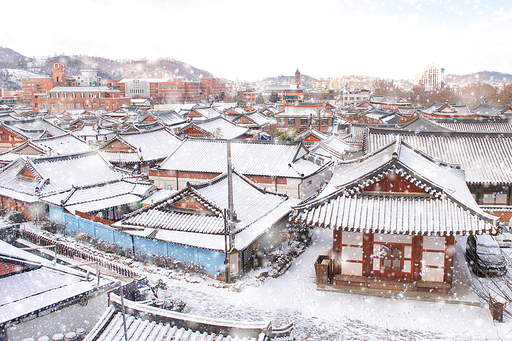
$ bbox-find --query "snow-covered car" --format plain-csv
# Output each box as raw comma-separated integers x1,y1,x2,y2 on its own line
494,226,512,248
466,235,507,277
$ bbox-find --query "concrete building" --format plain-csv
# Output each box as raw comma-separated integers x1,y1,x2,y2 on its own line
421,64,444,91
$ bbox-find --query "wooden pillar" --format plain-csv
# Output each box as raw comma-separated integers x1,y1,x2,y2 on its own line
362,232,374,276
476,185,483,205
412,234,423,281
332,230,342,275
444,235,455,284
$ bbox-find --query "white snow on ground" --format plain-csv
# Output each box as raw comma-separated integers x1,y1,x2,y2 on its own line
16,223,512,340
142,229,512,341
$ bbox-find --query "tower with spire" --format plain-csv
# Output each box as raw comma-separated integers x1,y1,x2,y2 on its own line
295,68,301,88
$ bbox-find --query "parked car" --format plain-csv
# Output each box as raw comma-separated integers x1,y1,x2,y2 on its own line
466,235,507,277
494,225,512,248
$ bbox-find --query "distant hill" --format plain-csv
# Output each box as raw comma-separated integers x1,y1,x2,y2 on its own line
0,46,214,90
0,47,30,66
446,71,512,84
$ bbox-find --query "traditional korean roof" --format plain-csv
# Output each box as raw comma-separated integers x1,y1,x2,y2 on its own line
308,135,359,161
232,112,272,128
291,139,500,236
0,151,129,201
73,124,116,138
158,139,321,179
85,310,266,341
117,171,297,251
100,128,183,164
42,179,155,214
0,133,93,165
420,102,473,118
32,133,92,154
2,117,66,140
211,102,238,112
395,107,422,115
188,107,221,120
370,96,410,106
396,115,452,133
366,128,512,185
472,103,512,118
434,118,512,132
296,127,329,142
148,110,187,127
176,116,249,140
0,240,114,326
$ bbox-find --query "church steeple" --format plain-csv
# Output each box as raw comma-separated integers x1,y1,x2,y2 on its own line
295,68,301,87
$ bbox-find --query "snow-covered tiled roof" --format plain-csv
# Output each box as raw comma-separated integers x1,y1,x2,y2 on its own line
192,116,249,139
31,133,92,155
118,171,295,251
158,139,319,178
292,139,499,236
117,128,183,162
472,103,512,117
0,151,128,200
434,119,512,132
2,117,67,140
148,110,187,126
42,180,154,214
190,107,221,120
86,311,264,341
367,128,512,185
0,241,114,325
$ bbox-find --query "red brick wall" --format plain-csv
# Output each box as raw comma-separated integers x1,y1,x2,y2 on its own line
0,261,26,276
364,174,425,194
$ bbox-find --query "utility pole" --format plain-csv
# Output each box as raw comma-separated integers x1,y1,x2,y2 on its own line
226,140,236,251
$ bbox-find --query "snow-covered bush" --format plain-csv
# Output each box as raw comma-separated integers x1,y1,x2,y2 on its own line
41,220,66,234
7,210,25,224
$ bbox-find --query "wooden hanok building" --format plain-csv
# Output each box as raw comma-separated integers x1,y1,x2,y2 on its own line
291,138,500,293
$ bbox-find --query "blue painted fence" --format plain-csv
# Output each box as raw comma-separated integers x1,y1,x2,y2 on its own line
49,206,225,276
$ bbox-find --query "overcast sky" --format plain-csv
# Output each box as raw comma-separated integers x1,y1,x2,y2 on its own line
2,0,511,82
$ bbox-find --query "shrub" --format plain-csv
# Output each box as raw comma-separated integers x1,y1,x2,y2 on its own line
8,211,25,224
41,221,66,234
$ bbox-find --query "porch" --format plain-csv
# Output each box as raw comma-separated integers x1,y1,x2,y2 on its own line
314,250,472,300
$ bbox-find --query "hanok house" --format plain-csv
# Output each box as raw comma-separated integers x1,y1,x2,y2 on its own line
0,132,93,167
115,170,300,278
291,138,500,293
99,127,183,174
175,116,250,140
419,102,475,119
0,151,154,221
149,139,333,200
366,127,512,222
0,123,29,152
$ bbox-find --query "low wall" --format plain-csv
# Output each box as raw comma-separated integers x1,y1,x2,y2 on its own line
49,205,225,277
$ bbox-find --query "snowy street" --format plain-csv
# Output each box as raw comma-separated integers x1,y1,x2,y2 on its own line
141,228,512,341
